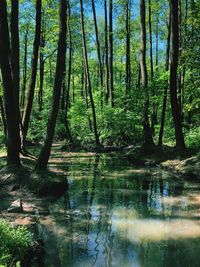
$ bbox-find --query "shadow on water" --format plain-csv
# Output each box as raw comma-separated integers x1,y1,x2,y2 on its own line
40,153,200,267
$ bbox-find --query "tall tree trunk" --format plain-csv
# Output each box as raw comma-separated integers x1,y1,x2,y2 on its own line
64,0,74,144
38,16,45,112
148,0,154,80
91,0,103,109
36,0,67,170
140,0,154,146
22,0,42,143
169,0,185,151
158,11,171,146
0,0,21,165
125,0,131,94
104,0,109,104
155,0,159,72
21,24,29,109
80,0,100,146
109,0,114,107
10,0,20,125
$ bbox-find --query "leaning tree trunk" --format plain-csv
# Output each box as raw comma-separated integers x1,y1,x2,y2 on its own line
169,0,185,151
0,0,21,165
36,0,67,170
80,0,100,146
139,0,154,146
22,0,42,143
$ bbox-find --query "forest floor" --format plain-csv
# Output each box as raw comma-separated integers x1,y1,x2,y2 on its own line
125,144,200,180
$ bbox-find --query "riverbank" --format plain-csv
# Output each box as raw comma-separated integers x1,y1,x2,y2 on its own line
125,145,200,180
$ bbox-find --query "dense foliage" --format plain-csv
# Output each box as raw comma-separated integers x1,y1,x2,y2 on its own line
0,220,33,266
0,0,199,167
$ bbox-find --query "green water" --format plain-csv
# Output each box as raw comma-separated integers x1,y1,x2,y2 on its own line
42,153,200,267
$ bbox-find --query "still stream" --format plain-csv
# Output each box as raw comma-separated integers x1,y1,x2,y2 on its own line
38,153,200,267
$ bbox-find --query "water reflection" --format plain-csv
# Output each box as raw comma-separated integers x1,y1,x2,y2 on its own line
42,154,200,267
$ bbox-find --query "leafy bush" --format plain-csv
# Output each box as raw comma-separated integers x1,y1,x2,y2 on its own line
185,126,200,151
0,220,33,266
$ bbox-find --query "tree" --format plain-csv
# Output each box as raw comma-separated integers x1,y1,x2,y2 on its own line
10,0,20,126
36,0,67,170
104,0,109,104
22,0,42,143
169,0,185,151
158,10,171,146
139,0,154,146
80,0,100,146
0,0,21,165
109,0,114,107
125,0,131,94
91,0,103,109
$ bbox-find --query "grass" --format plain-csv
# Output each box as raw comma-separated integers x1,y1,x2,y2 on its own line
0,220,33,266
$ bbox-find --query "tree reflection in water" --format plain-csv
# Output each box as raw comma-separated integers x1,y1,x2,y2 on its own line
41,153,200,267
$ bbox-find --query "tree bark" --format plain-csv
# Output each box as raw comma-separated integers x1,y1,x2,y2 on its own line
148,0,154,80
10,0,20,125
109,0,114,107
158,11,171,146
39,16,45,112
80,0,100,146
91,0,103,109
125,0,131,94
169,0,185,151
64,0,74,144
36,0,67,170
21,24,29,109
0,0,21,165
104,0,109,104
0,96,7,146
140,0,154,146
22,0,42,143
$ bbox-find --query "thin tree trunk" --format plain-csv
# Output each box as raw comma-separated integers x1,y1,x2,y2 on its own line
140,0,154,146
0,0,21,165
109,0,114,107
104,0,109,104
156,0,159,72
21,24,29,109
158,11,171,146
22,0,42,143
38,16,45,112
80,0,100,146
91,0,103,109
36,0,67,170
125,0,131,94
148,0,154,80
64,0,73,144
169,0,185,151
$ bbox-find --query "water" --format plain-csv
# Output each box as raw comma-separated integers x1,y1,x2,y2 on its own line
40,153,200,267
